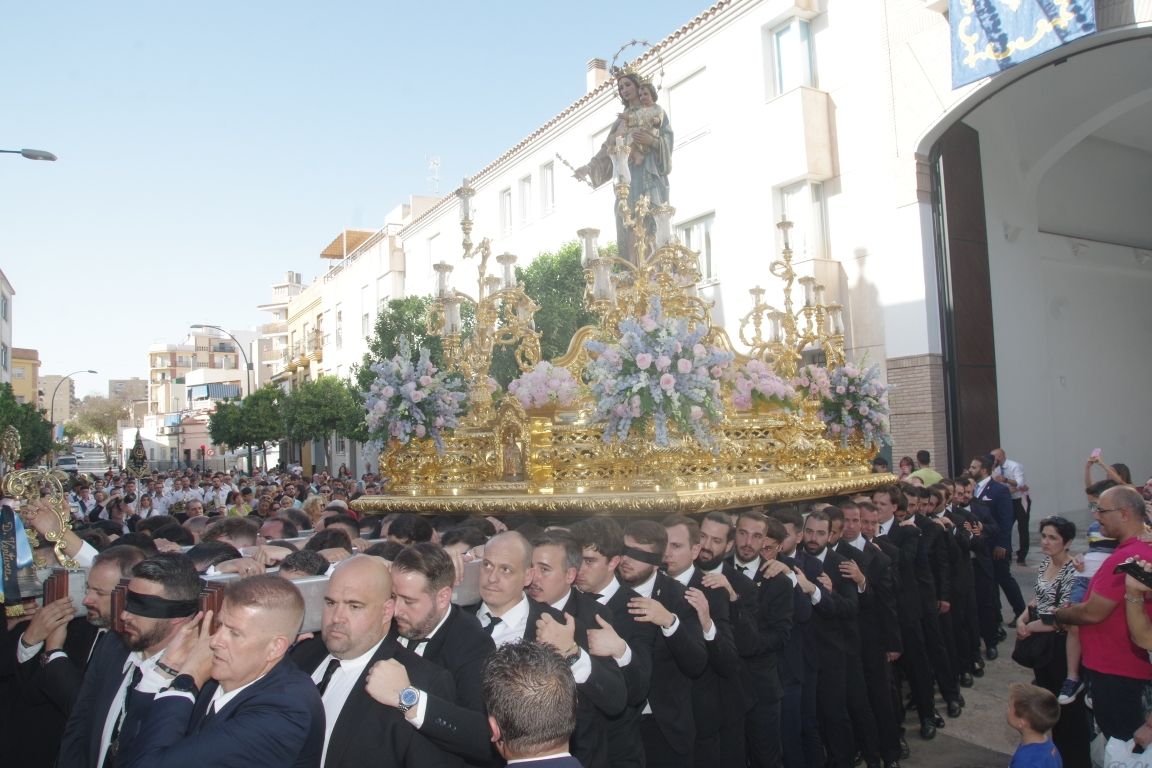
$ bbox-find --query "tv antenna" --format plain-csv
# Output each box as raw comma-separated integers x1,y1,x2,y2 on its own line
426,155,441,195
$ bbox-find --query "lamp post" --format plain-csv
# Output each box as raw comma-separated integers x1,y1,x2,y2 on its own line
50,369,97,463
191,324,255,473
0,148,57,161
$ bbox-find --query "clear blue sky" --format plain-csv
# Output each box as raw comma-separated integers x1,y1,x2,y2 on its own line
1,0,711,398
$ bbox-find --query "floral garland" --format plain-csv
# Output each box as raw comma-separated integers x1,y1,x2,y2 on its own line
363,340,467,452
795,362,890,446
584,299,733,447
507,361,579,410
731,358,794,410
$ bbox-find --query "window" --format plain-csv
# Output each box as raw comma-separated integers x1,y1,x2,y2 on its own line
518,175,532,224
776,181,827,260
335,305,343,349
540,162,555,215
12,366,23,379
678,214,716,280
335,435,346,454
377,276,389,311
1,295,8,321
362,312,370,337
499,188,513,234
767,18,815,97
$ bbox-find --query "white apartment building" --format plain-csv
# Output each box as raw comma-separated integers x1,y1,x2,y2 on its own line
276,0,1152,513
0,268,13,385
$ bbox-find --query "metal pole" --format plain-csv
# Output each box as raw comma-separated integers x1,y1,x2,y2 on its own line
49,368,96,466
193,325,255,474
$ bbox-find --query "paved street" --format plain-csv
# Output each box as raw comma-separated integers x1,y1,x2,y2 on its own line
903,502,1095,767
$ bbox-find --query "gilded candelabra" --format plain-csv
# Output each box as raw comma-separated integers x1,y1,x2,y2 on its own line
427,182,543,426
576,159,712,336
738,217,845,378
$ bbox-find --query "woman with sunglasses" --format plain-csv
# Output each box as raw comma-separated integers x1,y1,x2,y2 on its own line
1016,516,1089,767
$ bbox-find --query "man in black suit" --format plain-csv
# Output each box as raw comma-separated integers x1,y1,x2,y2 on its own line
798,508,859,768
952,475,1002,662
118,575,325,768
832,503,902,768
381,542,497,766
936,481,981,685
661,515,743,768
906,486,963,720
767,507,826,768
618,519,708,768
482,640,584,768
722,509,797,768
872,486,942,741
57,552,202,768
696,510,770,768
528,530,627,768
569,517,656,768
291,555,459,768
968,454,1026,623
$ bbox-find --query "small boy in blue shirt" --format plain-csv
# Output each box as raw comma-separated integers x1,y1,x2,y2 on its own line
1008,683,1063,768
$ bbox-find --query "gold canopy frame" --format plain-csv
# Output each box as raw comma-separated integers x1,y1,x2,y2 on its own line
355,172,891,518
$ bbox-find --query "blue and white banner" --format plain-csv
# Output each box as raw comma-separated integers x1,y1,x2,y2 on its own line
950,0,1096,88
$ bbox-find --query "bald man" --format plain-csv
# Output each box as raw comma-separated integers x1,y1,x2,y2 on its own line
291,555,460,768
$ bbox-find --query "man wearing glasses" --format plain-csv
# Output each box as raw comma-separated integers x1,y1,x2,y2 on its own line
1054,485,1152,748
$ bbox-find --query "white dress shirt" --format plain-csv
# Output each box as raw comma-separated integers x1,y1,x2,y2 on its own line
731,555,761,581
313,637,387,764
97,650,169,767
589,578,633,668
478,594,531,648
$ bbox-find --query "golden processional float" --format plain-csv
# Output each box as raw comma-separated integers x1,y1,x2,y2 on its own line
353,169,894,519
0,427,80,617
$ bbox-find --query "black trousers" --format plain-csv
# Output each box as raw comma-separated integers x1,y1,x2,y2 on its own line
920,605,959,700
640,714,691,768
860,649,902,763
1033,635,1091,768
845,650,881,762
896,619,936,720
972,557,1001,649
1084,666,1151,742
1013,498,1030,559
746,683,783,768
993,556,1027,617
816,659,855,768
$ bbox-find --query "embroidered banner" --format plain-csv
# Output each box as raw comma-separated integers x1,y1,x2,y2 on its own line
950,0,1096,88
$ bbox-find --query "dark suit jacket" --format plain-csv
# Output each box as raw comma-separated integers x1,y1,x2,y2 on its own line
292,635,460,768
772,552,820,687
58,631,146,768
118,656,325,768
914,514,951,608
503,756,585,768
544,589,628,768
836,539,900,657
602,581,656,768
805,547,859,669
685,567,742,739
877,519,923,625
405,605,496,766
644,571,708,755
975,478,1014,550
16,619,102,718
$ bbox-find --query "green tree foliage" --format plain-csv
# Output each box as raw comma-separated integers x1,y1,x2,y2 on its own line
282,377,365,471
356,296,443,391
210,386,285,469
489,241,596,387
74,396,128,461
0,384,53,465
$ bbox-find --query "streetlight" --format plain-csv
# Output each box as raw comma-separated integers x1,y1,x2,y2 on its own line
191,324,255,473
50,369,97,463
0,148,57,161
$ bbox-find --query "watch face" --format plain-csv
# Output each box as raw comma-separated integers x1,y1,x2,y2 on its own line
400,687,419,708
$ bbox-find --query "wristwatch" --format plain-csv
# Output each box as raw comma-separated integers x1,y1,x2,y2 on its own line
397,686,420,712
169,673,200,696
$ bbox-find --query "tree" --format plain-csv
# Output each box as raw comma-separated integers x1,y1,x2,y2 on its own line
489,241,596,386
210,387,286,471
0,384,53,466
73,396,128,461
282,377,365,472
356,296,444,391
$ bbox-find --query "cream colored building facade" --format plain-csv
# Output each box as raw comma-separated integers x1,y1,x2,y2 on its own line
11,348,39,406
274,0,1152,512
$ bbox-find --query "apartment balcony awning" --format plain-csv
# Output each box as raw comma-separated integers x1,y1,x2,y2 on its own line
320,229,374,259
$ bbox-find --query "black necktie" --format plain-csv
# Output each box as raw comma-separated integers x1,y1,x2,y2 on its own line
405,637,429,654
316,658,341,696
484,616,502,636
104,665,144,768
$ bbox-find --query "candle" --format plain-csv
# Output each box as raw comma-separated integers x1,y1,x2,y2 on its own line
813,283,826,307
577,228,600,266
799,276,815,307
654,205,674,248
